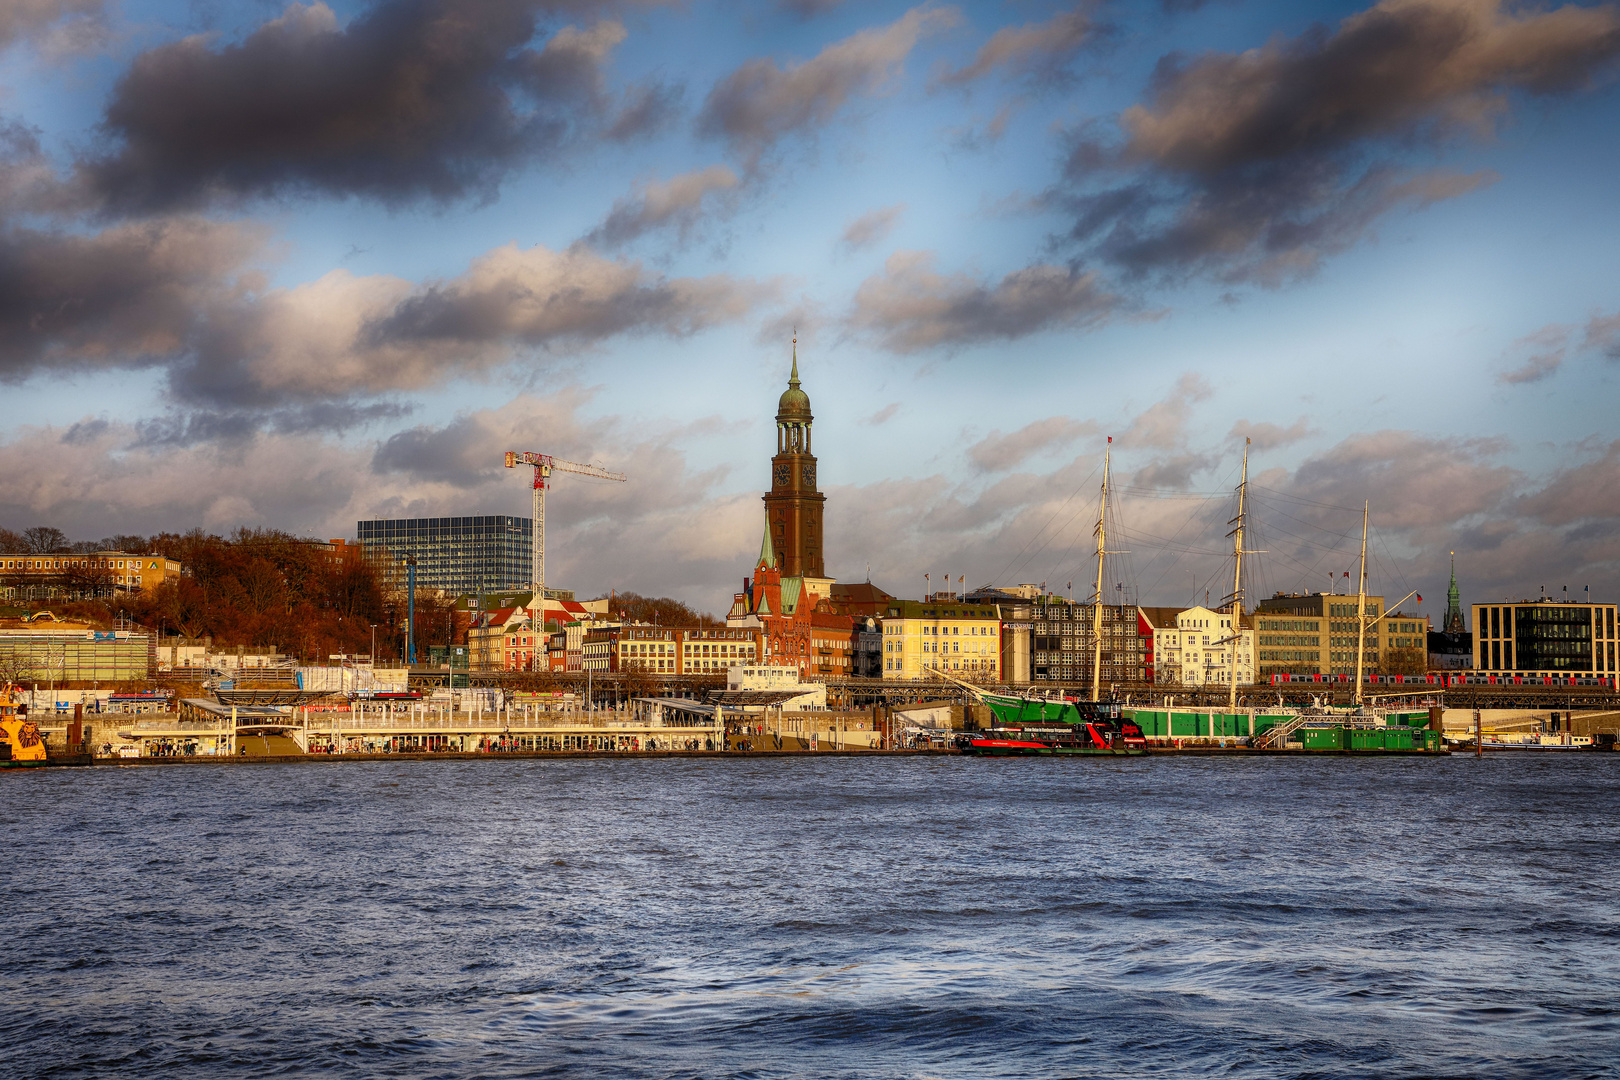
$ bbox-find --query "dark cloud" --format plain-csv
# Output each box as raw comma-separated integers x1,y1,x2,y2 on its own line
605,80,685,140
78,0,637,213
850,250,1121,351
583,165,739,247
697,5,957,164
163,242,775,408
932,6,1094,89
0,217,264,379
1054,0,1620,284
365,242,774,352
778,0,845,19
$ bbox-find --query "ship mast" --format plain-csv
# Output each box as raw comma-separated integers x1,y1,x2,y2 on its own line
1227,438,1249,711
1353,501,1369,707
1090,437,1111,703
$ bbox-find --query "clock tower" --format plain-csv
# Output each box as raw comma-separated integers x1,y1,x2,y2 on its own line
762,340,825,578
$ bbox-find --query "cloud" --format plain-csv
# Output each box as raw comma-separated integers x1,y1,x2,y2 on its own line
77,1,636,213
779,0,844,17
697,5,958,164
1122,372,1212,450
840,203,905,251
0,392,776,612
180,241,776,406
849,250,1121,351
1053,0,1620,284
1498,351,1562,385
0,217,266,379
584,165,740,247
605,80,685,141
1231,417,1314,450
969,416,1096,472
0,0,104,51
864,402,900,425
1584,310,1620,358
0,213,774,410
932,6,1094,89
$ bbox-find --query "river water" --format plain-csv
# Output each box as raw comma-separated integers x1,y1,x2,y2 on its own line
4,754,1618,1078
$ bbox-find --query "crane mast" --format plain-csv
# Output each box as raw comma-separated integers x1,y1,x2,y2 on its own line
504,451,627,597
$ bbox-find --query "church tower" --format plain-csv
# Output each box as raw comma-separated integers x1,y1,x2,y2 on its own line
762,339,825,578
1444,551,1464,634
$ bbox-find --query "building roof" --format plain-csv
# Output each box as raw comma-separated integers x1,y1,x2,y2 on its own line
776,345,811,417
1138,605,1182,629
759,519,777,569
883,599,1000,619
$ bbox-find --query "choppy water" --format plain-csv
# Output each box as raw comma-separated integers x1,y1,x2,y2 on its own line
4,755,1619,1078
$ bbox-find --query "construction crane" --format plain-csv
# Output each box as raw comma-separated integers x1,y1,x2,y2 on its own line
503,451,627,597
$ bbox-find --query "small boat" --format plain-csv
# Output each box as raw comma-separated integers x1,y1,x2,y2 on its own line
929,672,1146,756
959,715,1147,756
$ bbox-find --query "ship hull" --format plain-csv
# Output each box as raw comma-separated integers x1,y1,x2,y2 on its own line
963,738,1142,757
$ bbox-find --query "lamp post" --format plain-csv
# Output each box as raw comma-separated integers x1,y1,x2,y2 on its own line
370,624,377,664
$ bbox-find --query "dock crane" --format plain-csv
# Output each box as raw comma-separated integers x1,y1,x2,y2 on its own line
504,450,627,597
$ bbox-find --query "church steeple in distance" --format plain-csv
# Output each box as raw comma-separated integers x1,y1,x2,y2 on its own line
1444,551,1464,634
762,336,825,578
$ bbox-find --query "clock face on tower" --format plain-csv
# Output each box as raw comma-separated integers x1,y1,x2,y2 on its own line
802,463,815,487
774,462,790,487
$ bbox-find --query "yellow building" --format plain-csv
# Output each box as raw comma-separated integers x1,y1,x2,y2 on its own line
1254,592,1424,676
881,600,1001,681
0,551,182,595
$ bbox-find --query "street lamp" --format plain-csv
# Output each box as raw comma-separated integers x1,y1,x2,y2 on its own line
370,623,377,664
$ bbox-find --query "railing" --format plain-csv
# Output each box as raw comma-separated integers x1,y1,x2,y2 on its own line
1252,716,1307,749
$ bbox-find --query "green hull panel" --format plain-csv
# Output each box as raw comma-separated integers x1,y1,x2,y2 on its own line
982,694,1096,726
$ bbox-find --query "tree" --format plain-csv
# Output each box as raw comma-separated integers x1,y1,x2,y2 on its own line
0,528,24,554
599,590,718,626
147,577,211,640
1381,646,1428,677
22,527,70,554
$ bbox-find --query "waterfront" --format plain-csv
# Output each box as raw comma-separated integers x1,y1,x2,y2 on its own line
4,756,1618,1078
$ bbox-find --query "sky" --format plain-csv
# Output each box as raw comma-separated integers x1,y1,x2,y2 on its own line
2,0,1619,618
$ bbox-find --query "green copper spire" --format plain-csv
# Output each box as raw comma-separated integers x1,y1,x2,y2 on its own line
759,516,777,570
1444,550,1463,633
789,337,799,387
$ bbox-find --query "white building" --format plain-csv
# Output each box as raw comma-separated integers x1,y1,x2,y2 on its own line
1147,605,1255,686
726,664,826,710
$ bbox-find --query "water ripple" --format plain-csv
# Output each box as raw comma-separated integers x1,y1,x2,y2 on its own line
3,755,1618,1078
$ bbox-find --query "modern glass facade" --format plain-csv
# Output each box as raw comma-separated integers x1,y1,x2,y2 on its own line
1473,601,1619,675
357,516,532,597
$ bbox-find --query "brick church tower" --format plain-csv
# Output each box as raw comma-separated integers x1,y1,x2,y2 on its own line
762,340,825,578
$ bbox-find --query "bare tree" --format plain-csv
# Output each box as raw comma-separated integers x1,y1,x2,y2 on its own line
23,527,71,554
0,652,38,685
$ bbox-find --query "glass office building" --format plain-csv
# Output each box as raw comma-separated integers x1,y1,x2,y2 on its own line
357,516,532,597
1473,600,1619,676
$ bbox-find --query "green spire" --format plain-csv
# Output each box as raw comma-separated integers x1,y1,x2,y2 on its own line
789,337,800,388
759,517,777,570
1444,550,1462,633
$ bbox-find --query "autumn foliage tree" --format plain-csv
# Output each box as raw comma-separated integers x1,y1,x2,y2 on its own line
3,525,411,664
